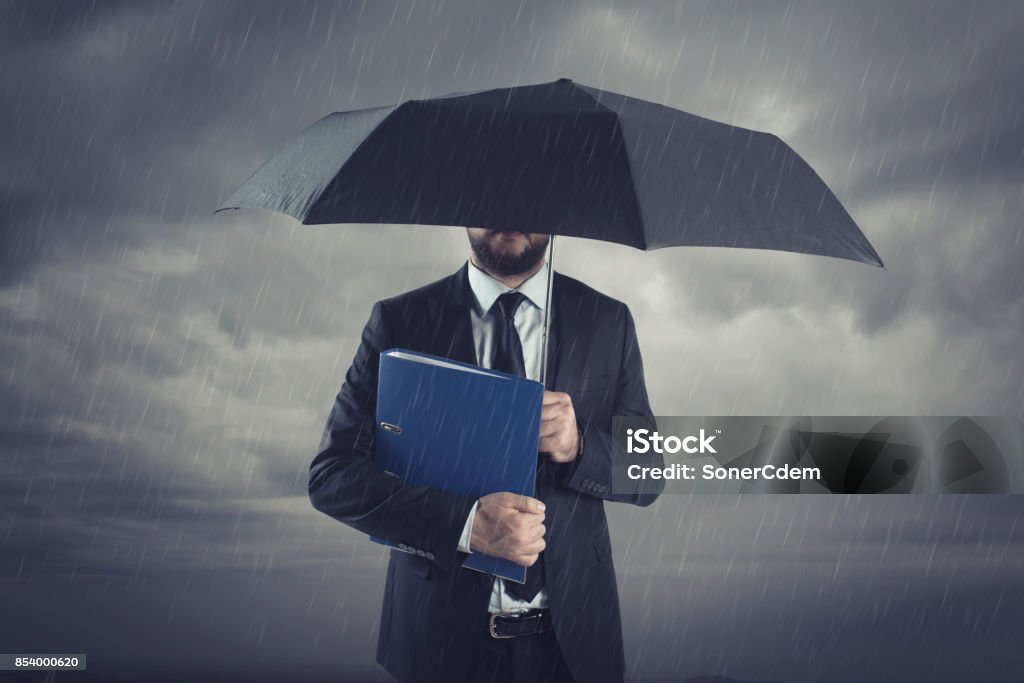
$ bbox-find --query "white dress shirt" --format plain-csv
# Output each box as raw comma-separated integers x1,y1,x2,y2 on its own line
457,258,550,613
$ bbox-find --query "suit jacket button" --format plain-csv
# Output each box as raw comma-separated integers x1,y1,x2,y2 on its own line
398,543,408,550
416,549,426,557
426,552,435,560
598,485,607,493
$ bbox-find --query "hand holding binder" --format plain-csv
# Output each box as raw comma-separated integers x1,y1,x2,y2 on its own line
470,492,546,568
373,348,545,583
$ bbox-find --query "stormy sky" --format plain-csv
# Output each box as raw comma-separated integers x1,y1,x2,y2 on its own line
2,1,1023,681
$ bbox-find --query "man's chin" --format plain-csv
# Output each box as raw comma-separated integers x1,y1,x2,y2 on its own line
468,230,549,276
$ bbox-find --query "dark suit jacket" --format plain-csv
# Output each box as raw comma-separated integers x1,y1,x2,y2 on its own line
309,263,664,682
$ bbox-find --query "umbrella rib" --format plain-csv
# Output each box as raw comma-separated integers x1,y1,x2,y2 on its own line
569,83,649,251
303,103,407,225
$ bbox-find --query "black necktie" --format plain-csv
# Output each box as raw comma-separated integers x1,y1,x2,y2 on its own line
491,292,527,377
490,291,546,602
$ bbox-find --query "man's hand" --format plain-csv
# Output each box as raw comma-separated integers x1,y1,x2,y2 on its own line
470,492,546,567
540,390,579,463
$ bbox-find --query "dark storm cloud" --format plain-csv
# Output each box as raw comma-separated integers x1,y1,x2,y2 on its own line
2,1,1023,680
563,1,1024,343
615,495,1024,682
0,0,580,282
2,0,407,285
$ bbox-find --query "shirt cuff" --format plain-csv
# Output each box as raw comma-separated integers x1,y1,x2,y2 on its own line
457,500,478,554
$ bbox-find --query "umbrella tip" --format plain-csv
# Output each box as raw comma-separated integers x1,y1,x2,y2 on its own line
556,77,573,83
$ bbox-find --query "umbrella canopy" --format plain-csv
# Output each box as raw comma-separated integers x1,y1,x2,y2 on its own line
216,78,882,267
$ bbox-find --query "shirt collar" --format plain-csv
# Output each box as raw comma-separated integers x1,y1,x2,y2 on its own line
466,258,549,315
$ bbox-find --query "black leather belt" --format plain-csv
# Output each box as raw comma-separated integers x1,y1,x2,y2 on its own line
488,608,552,639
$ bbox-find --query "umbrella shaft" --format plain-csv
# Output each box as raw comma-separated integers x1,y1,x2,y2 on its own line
541,234,555,386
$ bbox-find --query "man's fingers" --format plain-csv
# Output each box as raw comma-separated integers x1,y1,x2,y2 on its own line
538,421,570,439
518,537,545,554
506,495,545,514
504,529,546,565
539,436,571,453
519,513,545,528
513,522,545,541
541,405,571,422
489,492,544,512
542,391,570,406
511,512,544,531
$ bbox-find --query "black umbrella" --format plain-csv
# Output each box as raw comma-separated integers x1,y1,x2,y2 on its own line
216,78,883,379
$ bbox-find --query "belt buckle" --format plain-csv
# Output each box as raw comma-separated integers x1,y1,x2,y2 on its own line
489,609,529,639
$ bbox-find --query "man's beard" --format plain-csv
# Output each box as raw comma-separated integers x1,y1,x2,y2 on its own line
468,231,550,277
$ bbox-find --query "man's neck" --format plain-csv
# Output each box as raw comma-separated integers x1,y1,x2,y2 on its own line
469,255,546,289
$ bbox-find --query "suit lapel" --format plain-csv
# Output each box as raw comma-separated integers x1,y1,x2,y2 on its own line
426,263,478,365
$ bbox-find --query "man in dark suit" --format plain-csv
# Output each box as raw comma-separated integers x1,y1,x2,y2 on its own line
309,229,664,682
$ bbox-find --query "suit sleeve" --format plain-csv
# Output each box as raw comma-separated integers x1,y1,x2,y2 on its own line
556,304,665,505
308,301,477,573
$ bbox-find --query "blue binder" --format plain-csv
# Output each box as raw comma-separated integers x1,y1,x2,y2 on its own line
372,348,545,583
